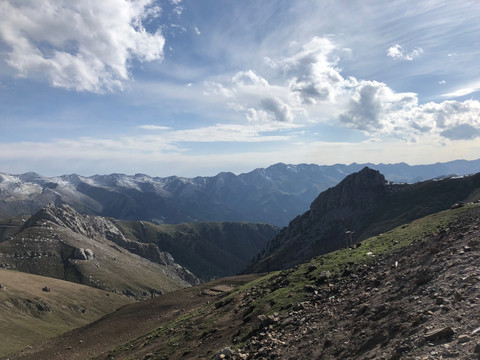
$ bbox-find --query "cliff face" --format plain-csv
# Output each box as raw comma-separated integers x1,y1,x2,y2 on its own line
244,167,480,273
245,167,390,273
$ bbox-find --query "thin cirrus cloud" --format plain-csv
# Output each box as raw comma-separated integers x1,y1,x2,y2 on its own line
441,82,480,98
0,0,165,93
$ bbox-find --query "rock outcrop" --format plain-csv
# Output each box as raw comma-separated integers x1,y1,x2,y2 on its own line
24,204,200,285
245,167,480,273
0,204,201,295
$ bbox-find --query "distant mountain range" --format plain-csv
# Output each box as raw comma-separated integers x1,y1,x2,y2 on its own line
1,158,480,226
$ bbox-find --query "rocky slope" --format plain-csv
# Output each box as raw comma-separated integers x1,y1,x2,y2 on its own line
245,167,480,273
0,204,199,297
227,204,480,359
2,159,480,226
8,204,480,360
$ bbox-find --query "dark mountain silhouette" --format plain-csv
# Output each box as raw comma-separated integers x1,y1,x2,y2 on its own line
244,167,480,273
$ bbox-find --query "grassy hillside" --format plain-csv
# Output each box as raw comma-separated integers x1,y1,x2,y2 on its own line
11,204,479,359
0,270,133,357
115,221,279,280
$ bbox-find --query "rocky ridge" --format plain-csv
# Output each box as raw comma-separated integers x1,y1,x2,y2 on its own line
2,159,480,227
245,167,480,273
7,205,480,360
0,204,200,296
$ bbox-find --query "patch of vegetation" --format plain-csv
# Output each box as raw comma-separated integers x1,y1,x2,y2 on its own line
0,270,133,357
229,204,480,343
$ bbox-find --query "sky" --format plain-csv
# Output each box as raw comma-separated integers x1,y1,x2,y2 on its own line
0,0,480,177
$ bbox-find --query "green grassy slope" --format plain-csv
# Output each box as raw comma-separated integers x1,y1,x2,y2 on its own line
0,270,133,357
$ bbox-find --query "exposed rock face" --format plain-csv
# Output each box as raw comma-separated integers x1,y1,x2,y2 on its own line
24,204,199,285
73,248,94,260
245,167,480,273
0,204,201,293
3,159,480,227
245,168,391,272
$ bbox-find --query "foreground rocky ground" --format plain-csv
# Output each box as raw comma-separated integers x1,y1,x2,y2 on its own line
225,205,480,359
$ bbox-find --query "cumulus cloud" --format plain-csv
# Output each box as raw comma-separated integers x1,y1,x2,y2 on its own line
204,36,480,143
339,81,418,134
0,0,165,93
387,44,423,61
415,100,480,140
204,37,346,123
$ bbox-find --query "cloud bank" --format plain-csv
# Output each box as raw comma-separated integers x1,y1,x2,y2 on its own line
0,0,165,93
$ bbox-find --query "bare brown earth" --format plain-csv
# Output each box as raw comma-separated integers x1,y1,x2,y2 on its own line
5,274,262,360
6,205,480,360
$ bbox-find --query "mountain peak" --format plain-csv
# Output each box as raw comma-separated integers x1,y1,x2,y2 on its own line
310,166,387,215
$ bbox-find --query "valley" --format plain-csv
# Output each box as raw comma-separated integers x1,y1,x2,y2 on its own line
1,164,480,359
6,203,480,359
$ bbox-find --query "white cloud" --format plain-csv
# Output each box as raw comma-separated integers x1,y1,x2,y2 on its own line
442,82,480,98
172,6,184,17
339,80,418,134
138,125,171,131
0,0,165,93
203,36,480,144
387,44,423,61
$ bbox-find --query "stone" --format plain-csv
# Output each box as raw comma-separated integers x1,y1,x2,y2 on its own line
255,315,273,330
425,327,454,342
84,248,94,260
73,248,88,260
42,286,51,292
457,334,471,343
212,347,233,360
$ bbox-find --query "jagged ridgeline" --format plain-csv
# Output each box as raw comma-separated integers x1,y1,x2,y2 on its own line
244,167,480,273
10,203,480,359
0,204,200,297
2,159,480,227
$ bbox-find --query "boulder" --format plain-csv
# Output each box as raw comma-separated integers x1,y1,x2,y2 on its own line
73,248,88,260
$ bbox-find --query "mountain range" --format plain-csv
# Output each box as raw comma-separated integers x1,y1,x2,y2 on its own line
2,158,480,226
3,161,480,358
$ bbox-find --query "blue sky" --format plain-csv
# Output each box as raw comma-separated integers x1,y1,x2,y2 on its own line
1,0,479,177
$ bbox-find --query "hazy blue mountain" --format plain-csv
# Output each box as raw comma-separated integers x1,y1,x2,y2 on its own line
1,158,480,226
